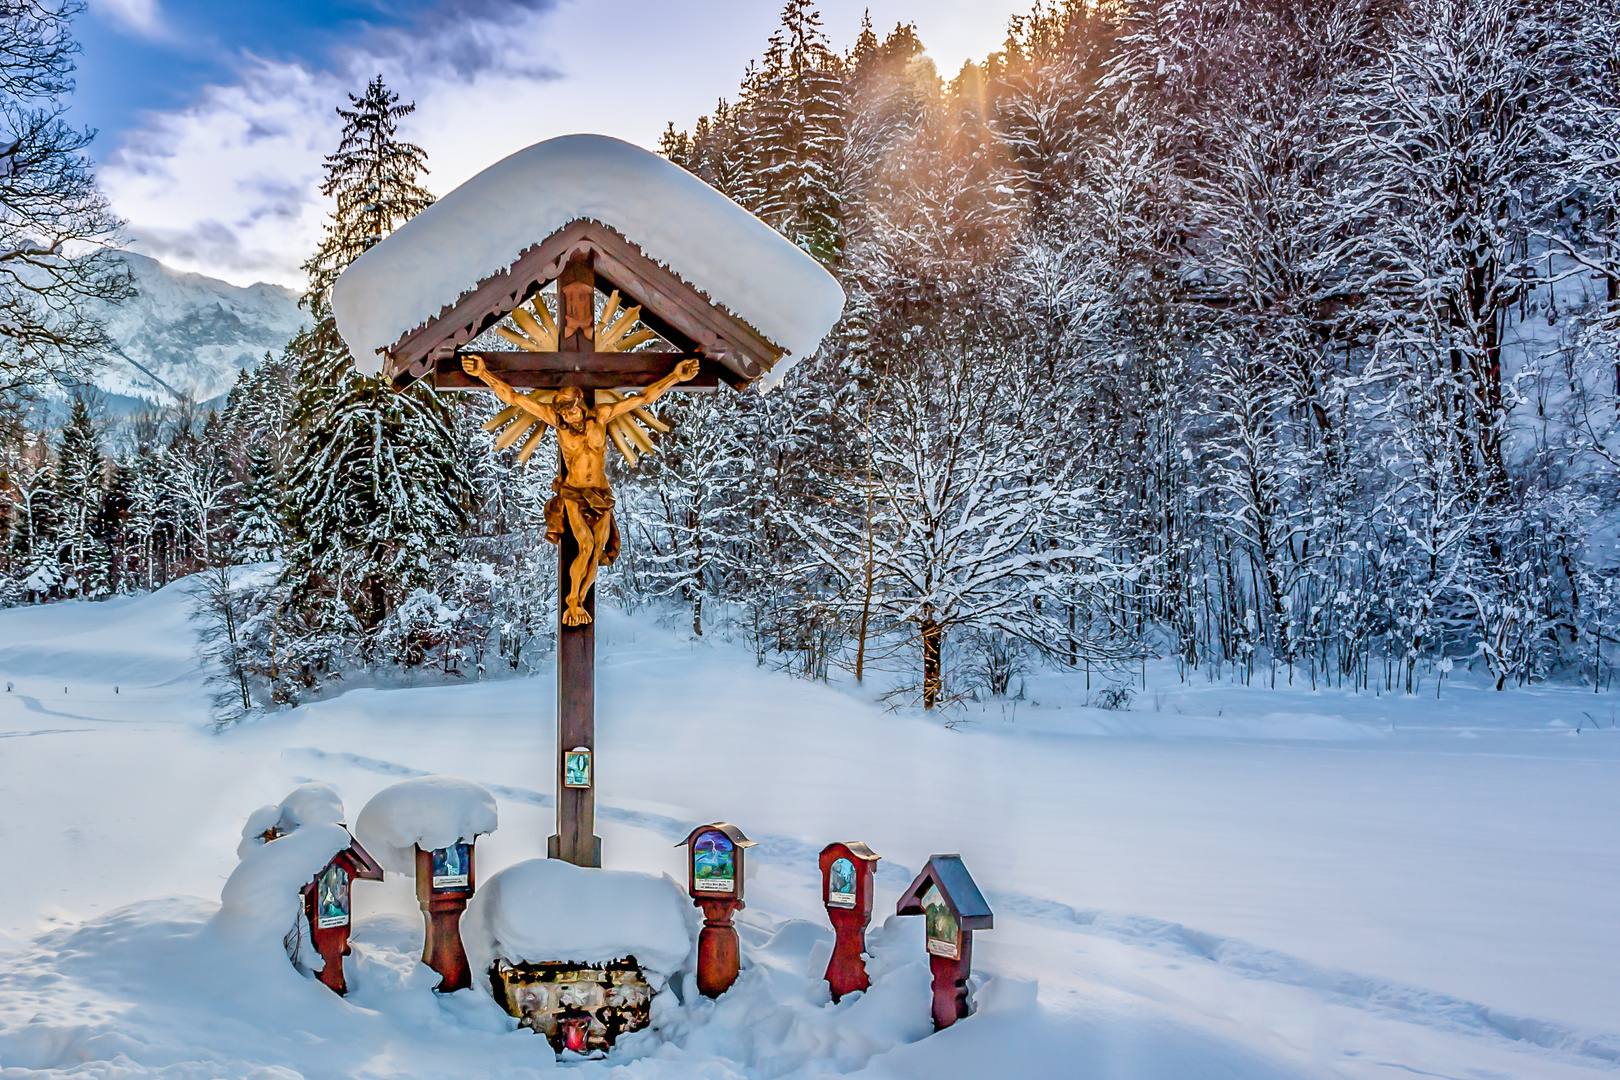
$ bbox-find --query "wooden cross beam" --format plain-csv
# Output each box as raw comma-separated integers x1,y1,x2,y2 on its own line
435,352,737,390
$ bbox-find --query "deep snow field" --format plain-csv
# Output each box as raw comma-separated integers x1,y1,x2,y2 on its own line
0,579,1616,1079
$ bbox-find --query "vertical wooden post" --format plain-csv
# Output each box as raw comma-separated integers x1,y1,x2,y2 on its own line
549,251,602,868
695,898,744,997
303,872,353,996
929,930,973,1030
415,845,474,992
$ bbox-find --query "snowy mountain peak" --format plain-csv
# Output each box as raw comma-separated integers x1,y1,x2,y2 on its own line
88,252,307,408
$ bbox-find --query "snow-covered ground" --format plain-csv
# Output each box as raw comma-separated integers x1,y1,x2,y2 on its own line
0,580,1616,1078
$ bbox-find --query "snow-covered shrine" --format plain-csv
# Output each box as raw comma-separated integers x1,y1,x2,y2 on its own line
331,134,844,869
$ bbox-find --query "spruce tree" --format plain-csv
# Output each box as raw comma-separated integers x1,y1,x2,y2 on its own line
280,76,470,655
739,2,847,265
55,395,106,594
9,433,60,597
285,378,468,634
234,440,282,562
303,76,434,307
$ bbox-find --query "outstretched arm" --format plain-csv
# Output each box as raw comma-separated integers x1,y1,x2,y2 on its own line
462,356,559,426
602,357,701,422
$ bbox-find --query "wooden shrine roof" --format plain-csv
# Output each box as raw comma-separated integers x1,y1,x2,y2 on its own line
377,219,784,392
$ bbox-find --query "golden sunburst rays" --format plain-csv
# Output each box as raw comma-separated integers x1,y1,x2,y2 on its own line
481,290,673,466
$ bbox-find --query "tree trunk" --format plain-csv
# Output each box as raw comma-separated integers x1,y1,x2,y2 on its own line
921,616,942,710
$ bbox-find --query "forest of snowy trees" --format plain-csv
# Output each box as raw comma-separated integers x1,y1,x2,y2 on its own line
9,0,1620,715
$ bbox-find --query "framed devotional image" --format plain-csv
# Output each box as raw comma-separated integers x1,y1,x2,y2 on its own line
691,829,736,893
315,863,351,930
563,746,592,789
431,841,471,890
922,884,959,960
827,856,856,908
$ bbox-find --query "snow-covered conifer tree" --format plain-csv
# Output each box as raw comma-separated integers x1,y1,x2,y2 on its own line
277,76,470,666
54,395,106,594
233,442,282,563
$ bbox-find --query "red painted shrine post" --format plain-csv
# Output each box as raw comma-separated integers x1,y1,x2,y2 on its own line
896,855,993,1030
414,839,480,991
302,840,385,996
678,822,756,998
819,842,880,1001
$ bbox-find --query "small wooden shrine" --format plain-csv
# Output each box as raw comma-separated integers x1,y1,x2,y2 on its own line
819,841,880,1001
678,822,757,997
897,855,993,1030
415,838,481,991
301,837,385,996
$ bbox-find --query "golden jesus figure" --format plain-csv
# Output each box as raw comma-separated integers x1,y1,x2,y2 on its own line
462,354,701,626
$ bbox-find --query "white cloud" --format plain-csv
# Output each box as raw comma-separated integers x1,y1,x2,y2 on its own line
96,0,1029,289
89,0,162,36
102,59,341,286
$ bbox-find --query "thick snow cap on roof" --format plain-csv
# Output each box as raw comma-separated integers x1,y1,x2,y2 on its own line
218,823,351,934
330,133,845,386
235,782,346,860
461,859,693,985
354,775,498,875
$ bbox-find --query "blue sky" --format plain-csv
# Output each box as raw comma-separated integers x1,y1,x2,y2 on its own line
77,0,1027,287
76,1,449,145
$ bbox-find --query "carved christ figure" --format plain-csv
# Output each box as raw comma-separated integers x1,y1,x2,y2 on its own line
462,354,701,625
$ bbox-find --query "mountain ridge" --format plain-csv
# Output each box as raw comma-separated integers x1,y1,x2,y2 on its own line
85,251,307,409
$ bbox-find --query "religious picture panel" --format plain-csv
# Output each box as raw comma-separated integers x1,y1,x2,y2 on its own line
563,747,592,789
827,857,856,908
692,830,736,893
431,842,471,890
922,884,959,960
316,863,351,930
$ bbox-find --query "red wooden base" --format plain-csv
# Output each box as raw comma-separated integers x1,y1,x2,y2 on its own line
422,895,471,991
309,922,351,995
696,898,744,998
825,908,870,1002
929,930,974,1030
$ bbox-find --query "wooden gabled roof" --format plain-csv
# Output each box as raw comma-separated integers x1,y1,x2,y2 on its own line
896,854,993,929
378,219,784,391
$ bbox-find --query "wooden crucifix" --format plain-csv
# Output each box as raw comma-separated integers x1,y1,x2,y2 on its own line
330,138,844,872
458,251,706,866
356,220,798,867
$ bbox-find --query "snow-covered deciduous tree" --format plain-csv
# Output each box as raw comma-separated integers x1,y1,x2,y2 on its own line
620,392,752,636
0,0,131,400
1330,0,1565,501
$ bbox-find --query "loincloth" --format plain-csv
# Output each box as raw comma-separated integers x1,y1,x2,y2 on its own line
545,480,620,565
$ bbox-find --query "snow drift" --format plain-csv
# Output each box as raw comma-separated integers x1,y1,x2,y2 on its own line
218,822,351,936
236,781,346,859
330,134,845,384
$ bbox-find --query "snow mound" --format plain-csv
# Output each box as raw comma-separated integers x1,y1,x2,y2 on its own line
353,775,497,875
218,822,350,934
330,133,845,385
236,782,346,859
460,858,692,985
